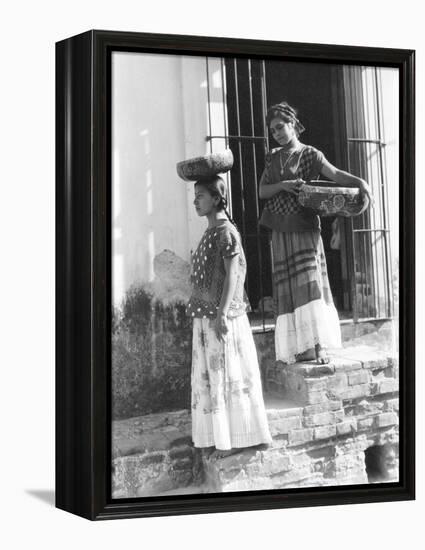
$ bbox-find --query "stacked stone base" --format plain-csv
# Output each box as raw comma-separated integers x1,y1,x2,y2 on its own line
202,421,398,493
112,410,198,498
112,347,399,497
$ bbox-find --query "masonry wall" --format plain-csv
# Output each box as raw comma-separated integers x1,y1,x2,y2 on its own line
112,251,193,420
112,347,399,496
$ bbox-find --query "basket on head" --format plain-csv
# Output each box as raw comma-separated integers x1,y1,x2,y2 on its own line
176,150,234,182
298,181,369,217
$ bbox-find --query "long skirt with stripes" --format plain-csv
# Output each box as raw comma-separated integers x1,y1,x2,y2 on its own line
272,229,341,364
191,314,272,450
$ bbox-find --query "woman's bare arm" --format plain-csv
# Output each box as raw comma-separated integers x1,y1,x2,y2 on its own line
259,179,304,199
218,255,239,316
320,159,373,204
215,255,239,341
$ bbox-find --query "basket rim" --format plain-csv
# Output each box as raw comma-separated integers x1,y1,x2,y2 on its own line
176,149,233,168
303,181,360,194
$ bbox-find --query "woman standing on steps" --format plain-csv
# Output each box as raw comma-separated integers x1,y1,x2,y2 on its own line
259,101,372,365
187,175,272,459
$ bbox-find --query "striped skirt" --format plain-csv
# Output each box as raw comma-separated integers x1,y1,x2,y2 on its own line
272,229,341,364
191,314,272,450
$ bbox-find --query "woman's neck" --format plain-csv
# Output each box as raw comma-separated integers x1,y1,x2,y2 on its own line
281,136,300,152
206,211,227,229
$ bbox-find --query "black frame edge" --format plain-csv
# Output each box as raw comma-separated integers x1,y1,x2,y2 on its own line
56,29,416,521
56,30,96,520
91,29,415,64
399,49,415,501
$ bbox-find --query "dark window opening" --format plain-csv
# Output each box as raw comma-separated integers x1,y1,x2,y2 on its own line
221,58,393,330
365,444,399,483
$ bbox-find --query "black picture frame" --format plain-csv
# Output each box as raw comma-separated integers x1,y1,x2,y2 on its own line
56,29,415,521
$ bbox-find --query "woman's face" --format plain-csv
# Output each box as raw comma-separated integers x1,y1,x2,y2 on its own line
193,185,219,217
269,117,296,146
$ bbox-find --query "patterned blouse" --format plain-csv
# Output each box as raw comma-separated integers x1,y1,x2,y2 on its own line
259,144,325,232
186,221,250,319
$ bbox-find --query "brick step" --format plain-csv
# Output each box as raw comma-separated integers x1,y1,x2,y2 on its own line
201,442,369,492
112,346,399,497
112,410,194,498
201,407,399,493
266,346,398,406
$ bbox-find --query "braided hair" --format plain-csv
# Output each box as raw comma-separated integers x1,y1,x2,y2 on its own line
266,101,305,136
194,175,239,230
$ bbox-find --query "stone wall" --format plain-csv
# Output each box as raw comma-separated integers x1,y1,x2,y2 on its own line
112,348,399,496
205,349,399,492
112,292,192,419
112,248,396,421
111,248,399,491
112,250,193,420
111,296,277,420
112,410,198,498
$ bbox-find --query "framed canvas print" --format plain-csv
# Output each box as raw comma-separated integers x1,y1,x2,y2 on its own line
56,30,415,520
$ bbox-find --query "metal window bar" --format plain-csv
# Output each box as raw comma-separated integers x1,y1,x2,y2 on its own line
374,67,393,319
348,142,385,321
233,58,249,285
247,59,265,330
205,57,213,155
207,58,272,332
346,68,393,322
206,135,267,141
372,67,392,319
220,58,229,149
220,57,232,208
261,61,275,331
205,57,232,215
364,77,380,319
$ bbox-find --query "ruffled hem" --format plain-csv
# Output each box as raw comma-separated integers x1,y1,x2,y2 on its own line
191,315,272,450
275,299,341,364
192,404,273,450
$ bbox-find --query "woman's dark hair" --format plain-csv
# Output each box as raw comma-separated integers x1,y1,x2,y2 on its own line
266,101,305,136
194,175,238,229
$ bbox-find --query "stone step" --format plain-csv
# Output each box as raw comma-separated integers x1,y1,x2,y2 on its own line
201,443,372,492
111,410,195,498
201,411,399,493
112,346,399,497
266,346,398,406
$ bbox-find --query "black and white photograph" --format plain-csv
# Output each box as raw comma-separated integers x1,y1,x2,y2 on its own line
3,0,423,542
110,51,401,498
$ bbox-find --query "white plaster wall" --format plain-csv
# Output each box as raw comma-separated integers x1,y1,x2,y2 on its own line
112,52,228,306
181,56,230,255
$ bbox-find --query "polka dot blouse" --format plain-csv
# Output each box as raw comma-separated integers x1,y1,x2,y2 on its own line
186,221,250,319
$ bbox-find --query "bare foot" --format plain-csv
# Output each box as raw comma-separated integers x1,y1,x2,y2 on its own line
315,344,330,364
211,448,243,459
200,446,215,458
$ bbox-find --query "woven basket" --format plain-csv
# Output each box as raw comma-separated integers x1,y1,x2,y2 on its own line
298,180,369,217
176,150,234,182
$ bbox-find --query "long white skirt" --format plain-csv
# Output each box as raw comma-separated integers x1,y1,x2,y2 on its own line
191,314,272,450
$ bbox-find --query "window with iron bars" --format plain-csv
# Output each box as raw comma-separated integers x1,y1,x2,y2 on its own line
204,57,395,332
